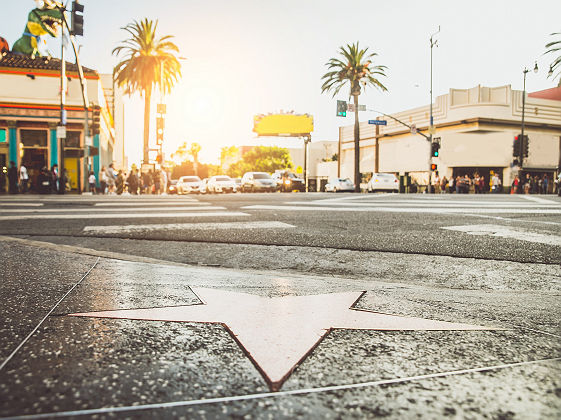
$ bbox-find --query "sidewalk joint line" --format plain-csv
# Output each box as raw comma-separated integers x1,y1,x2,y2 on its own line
5,357,560,419
0,257,100,372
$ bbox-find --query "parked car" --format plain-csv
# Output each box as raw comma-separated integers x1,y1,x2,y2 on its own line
325,177,354,192
367,173,399,193
272,170,305,192
167,179,178,194
207,175,236,193
200,178,209,194
177,176,202,194
233,178,242,192
241,172,276,192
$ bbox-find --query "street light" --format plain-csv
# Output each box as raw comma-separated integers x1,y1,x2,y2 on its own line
520,61,538,169
428,25,440,192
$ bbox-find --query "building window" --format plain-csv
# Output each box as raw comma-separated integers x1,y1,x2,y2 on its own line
0,129,6,143
65,131,81,148
20,130,48,147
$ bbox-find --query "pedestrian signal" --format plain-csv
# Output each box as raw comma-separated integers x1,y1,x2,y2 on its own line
336,100,347,117
431,142,440,157
431,163,437,171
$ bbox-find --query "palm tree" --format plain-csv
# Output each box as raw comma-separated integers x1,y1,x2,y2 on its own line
112,19,182,164
189,142,201,175
321,42,387,192
544,32,561,87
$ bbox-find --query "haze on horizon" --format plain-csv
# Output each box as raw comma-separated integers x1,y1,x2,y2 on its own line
4,0,560,165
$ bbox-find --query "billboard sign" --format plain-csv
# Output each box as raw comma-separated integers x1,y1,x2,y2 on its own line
253,113,313,137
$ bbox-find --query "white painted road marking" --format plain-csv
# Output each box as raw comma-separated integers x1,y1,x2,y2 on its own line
519,195,560,205
83,221,295,234
0,212,250,221
0,206,223,213
94,201,201,206
0,203,44,207
442,224,561,246
243,205,561,214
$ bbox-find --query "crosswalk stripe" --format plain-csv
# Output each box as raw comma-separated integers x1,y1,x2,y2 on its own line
243,205,561,214
94,201,200,206
0,203,44,207
0,212,250,221
0,206,223,213
442,224,561,246
83,221,295,234
288,201,560,208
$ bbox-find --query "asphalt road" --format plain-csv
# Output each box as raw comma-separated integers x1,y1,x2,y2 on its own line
0,192,560,419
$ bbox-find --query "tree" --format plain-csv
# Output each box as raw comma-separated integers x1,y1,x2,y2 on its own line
220,146,240,171
189,143,201,176
321,42,387,192
227,146,293,178
112,19,182,164
544,31,561,87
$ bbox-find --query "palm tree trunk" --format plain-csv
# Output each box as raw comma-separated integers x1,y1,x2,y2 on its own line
143,86,152,164
353,94,360,192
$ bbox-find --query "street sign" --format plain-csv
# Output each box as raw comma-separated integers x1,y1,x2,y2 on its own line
56,126,66,138
347,104,366,112
410,124,417,135
368,120,387,126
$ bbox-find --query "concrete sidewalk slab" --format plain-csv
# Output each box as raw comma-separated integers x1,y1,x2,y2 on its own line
0,240,559,418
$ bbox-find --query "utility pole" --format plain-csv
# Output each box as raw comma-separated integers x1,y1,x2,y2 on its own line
428,26,440,192
519,62,538,171
58,12,67,194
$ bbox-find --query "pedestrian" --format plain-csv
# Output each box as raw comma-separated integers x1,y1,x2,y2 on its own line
440,176,447,194
433,172,440,194
542,174,549,194
491,173,502,193
62,168,70,192
474,173,480,194
99,166,107,194
153,170,161,195
19,163,28,193
50,164,59,193
143,171,153,194
38,167,51,194
478,176,485,194
127,168,138,194
511,175,520,194
7,161,18,194
523,173,531,194
88,171,96,194
116,170,125,195
161,169,168,194
105,164,116,194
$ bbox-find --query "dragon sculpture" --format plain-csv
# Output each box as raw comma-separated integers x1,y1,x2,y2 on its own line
12,0,64,58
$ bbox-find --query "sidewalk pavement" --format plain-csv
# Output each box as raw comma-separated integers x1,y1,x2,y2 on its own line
0,238,560,419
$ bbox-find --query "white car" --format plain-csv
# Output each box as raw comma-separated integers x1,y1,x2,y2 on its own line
367,173,399,193
325,177,355,192
177,175,202,194
207,175,236,193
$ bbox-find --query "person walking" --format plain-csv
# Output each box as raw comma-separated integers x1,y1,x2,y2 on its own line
7,161,18,194
542,174,549,194
50,164,59,193
116,170,125,195
19,163,28,193
491,173,502,193
105,164,116,194
88,171,97,194
523,173,531,194
99,166,107,194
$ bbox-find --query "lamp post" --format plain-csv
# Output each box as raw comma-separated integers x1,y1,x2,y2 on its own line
428,26,440,192
520,61,538,169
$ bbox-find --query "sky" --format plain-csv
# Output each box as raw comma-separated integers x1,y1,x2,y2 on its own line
4,0,560,165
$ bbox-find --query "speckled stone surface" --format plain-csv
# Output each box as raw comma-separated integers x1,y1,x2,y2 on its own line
0,240,560,418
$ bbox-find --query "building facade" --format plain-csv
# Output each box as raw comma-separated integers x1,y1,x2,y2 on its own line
0,52,114,192
339,85,561,191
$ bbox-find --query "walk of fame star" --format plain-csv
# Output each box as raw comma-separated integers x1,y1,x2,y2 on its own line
69,288,497,391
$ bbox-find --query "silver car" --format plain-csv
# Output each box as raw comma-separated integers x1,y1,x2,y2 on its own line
325,177,355,192
241,172,276,192
177,175,202,194
207,175,236,193
367,173,399,193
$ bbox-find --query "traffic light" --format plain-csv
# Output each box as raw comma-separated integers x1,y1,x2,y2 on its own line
336,100,347,117
431,163,437,171
522,135,529,158
513,135,521,157
91,106,100,136
156,117,164,145
71,1,84,36
431,141,440,157
156,154,163,164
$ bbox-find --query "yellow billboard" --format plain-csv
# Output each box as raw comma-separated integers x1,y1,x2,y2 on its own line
253,113,313,137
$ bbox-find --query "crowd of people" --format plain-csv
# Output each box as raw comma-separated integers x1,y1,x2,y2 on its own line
89,164,169,195
430,172,556,195
4,161,70,194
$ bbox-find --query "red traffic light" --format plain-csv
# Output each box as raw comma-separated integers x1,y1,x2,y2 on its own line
430,163,438,171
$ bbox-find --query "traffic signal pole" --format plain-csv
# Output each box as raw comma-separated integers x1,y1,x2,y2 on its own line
520,68,528,169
